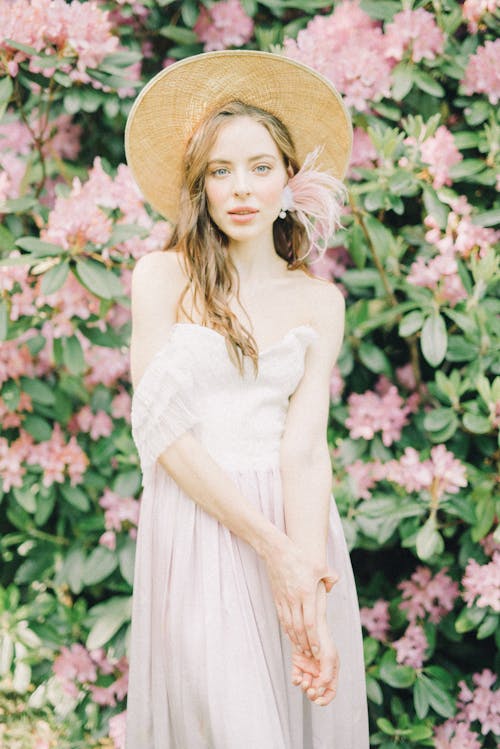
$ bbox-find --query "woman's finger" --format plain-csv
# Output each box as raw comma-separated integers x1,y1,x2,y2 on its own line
290,601,310,655
302,591,319,657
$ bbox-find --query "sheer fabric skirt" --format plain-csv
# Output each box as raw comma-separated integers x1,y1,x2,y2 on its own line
125,460,369,749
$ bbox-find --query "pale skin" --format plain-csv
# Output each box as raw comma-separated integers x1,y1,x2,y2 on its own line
130,115,346,706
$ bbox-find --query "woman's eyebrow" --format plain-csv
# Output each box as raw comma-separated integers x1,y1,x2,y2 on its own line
207,153,278,165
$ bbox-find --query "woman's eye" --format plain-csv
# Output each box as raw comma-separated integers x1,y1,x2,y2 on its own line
211,167,228,176
255,164,271,173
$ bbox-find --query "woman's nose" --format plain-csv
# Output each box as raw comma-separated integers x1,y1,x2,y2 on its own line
232,171,251,196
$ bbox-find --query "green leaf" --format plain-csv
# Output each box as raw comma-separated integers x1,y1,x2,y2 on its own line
391,63,414,101
59,485,90,512
366,675,383,704
419,674,455,718
413,677,429,719
363,215,394,263
455,605,486,634
416,516,444,561
61,335,85,376
363,637,380,666
413,70,444,97
0,196,38,213
159,25,199,44
422,185,449,229
12,487,37,514
359,0,400,20
118,537,136,586
20,379,55,406
463,412,491,434
22,414,52,442
399,310,424,337
448,159,485,180
61,547,86,595
477,613,499,640
74,258,123,300
0,76,13,121
377,718,396,735
0,299,8,341
424,408,457,433
106,223,150,246
379,649,416,689
86,596,131,650
83,546,118,586
421,313,447,367
15,237,64,256
40,259,69,295
358,342,391,375
471,208,500,228
346,223,366,269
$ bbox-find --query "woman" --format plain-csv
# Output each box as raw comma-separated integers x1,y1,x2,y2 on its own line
125,50,369,748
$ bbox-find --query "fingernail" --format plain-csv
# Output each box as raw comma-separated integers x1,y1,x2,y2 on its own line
317,686,325,696
307,688,316,697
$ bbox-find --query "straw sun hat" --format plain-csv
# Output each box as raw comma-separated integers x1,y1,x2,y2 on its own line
124,49,352,225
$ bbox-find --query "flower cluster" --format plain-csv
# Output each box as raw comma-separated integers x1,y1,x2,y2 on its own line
462,552,500,612
0,0,119,85
462,38,500,105
194,0,254,52
41,156,170,256
462,0,499,33
360,599,390,641
435,718,482,749
0,422,88,491
53,643,128,708
384,7,445,63
345,376,417,447
284,0,394,112
399,566,459,624
407,253,468,307
424,195,500,260
346,444,468,501
98,488,140,550
392,622,428,668
457,669,500,736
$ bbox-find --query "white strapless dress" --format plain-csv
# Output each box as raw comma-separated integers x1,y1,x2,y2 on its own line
125,322,369,749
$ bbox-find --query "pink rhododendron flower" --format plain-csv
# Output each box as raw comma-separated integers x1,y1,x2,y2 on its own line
329,366,344,402
419,126,462,189
69,405,114,440
346,378,412,446
21,422,89,487
384,445,467,499
457,669,500,736
360,599,390,640
53,643,98,694
434,719,482,749
0,0,120,87
407,253,468,306
424,203,500,260
345,459,384,500
194,0,254,52
384,8,445,63
347,127,378,180
462,551,500,612
399,566,459,623
462,0,499,33
109,710,127,749
284,0,394,112
480,532,500,557
395,363,417,391
462,38,500,105
111,390,132,422
99,488,140,536
393,623,428,668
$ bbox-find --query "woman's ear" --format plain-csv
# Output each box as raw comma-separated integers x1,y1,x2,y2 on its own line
286,164,294,179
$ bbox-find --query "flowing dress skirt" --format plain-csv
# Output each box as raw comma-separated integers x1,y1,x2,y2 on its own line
125,454,368,749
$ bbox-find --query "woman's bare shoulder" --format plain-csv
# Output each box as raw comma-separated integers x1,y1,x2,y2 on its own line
290,271,345,327
131,249,186,298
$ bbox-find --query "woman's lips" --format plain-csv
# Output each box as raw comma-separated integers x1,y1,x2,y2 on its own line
227,208,258,223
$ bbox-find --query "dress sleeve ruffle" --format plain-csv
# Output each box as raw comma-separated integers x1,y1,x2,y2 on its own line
130,342,200,472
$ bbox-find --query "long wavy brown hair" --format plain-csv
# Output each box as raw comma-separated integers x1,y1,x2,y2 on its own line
165,100,315,377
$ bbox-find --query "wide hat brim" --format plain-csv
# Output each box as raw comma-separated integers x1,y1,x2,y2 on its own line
124,50,353,225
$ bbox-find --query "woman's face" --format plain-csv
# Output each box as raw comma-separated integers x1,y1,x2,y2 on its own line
204,116,289,245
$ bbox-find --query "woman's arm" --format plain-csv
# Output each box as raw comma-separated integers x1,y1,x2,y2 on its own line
279,282,345,650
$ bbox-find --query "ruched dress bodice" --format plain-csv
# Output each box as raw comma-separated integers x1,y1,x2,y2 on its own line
131,322,320,472
126,322,369,749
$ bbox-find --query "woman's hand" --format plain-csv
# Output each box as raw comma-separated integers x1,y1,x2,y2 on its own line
291,581,340,706
264,535,338,658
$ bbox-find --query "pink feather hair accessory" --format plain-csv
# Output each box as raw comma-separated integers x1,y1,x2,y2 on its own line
282,146,349,263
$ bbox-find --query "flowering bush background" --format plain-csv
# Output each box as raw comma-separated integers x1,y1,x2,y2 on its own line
0,0,499,747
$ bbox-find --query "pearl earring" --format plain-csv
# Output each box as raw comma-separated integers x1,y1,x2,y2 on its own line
279,209,287,219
